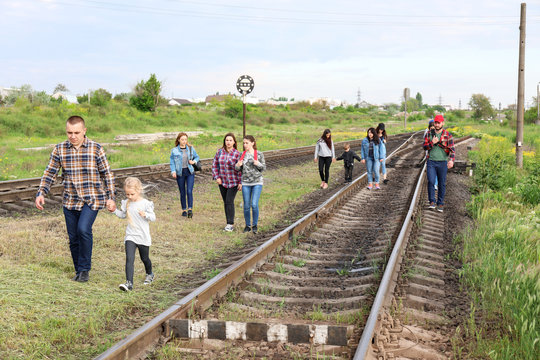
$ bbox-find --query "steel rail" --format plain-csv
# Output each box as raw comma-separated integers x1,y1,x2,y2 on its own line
95,133,417,360
353,135,471,360
0,139,370,204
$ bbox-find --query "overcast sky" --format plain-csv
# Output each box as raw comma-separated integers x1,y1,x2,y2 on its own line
1,0,540,108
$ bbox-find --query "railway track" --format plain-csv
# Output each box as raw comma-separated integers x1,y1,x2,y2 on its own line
0,136,413,215
90,132,468,360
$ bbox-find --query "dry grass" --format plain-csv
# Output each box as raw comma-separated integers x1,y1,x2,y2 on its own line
0,161,323,359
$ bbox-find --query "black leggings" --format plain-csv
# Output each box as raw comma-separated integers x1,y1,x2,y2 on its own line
219,185,239,225
345,165,353,181
318,156,332,183
125,240,152,283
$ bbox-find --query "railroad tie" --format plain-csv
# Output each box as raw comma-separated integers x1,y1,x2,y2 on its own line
169,319,352,346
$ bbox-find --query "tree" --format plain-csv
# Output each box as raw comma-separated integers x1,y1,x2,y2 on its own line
90,88,112,107
130,74,162,112
53,83,68,93
469,94,495,120
415,92,423,108
401,98,419,112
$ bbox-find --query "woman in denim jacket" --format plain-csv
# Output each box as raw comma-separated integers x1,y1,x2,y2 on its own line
169,132,200,218
360,128,385,190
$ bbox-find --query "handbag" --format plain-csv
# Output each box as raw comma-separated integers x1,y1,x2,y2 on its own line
191,146,202,171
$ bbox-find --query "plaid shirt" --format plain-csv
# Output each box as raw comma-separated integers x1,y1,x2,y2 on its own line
423,128,455,161
36,137,115,210
212,148,242,188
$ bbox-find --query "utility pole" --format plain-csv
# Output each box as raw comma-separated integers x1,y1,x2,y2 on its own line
536,82,539,125
516,3,526,168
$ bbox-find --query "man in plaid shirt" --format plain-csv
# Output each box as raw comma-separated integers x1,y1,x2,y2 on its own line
35,116,116,282
423,114,455,213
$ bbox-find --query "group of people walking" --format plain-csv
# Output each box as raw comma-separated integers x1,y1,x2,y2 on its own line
34,114,454,292
314,123,388,189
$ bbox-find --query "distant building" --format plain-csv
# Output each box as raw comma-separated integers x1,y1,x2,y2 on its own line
52,92,78,104
0,87,18,98
168,98,192,106
205,94,229,104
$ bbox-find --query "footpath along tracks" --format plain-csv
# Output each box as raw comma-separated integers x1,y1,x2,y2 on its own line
94,132,478,360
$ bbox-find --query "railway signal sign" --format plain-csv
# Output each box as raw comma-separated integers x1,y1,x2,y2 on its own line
236,75,254,95
236,75,255,138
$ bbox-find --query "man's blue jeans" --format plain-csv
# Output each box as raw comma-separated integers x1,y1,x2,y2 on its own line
427,160,447,205
242,185,263,227
176,168,195,210
63,204,99,273
366,158,380,184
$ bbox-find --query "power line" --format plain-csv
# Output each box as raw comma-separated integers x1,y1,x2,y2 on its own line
38,0,540,26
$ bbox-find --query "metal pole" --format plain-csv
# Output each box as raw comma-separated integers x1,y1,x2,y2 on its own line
516,3,526,168
242,93,246,139
404,99,407,129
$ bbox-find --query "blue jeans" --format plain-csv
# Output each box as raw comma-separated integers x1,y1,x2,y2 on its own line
242,184,263,227
176,168,195,209
380,159,386,176
63,204,99,273
366,158,380,184
427,160,447,205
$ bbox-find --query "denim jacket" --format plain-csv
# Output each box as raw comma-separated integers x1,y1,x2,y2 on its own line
360,137,385,161
169,146,200,175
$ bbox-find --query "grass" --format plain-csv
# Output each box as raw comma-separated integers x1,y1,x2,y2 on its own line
0,160,323,359
450,132,539,359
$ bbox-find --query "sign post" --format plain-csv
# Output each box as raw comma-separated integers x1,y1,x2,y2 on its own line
236,75,255,138
403,88,410,129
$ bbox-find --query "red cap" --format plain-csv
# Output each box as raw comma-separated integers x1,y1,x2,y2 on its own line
434,115,444,123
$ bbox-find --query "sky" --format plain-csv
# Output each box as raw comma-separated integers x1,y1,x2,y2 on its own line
1,0,540,109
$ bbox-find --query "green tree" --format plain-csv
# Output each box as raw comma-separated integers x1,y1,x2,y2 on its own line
130,74,162,112
77,94,89,104
90,88,112,107
53,83,68,93
401,98,419,112
415,92,423,108
469,94,495,120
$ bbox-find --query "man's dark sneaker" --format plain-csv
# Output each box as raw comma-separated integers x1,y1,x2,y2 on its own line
119,280,133,291
252,225,258,234
428,202,436,209
77,271,89,282
72,273,80,281
437,205,444,213
383,179,389,184
187,210,193,219
182,211,187,217
243,226,251,233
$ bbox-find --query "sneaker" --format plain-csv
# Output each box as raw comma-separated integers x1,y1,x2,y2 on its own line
72,273,80,281
224,224,234,232
252,225,258,234
322,183,328,189
437,205,444,213
375,183,380,190
383,179,389,184
428,202,436,209
77,271,89,282
243,226,251,233
367,184,372,190
144,273,155,285
119,281,133,291
187,210,193,219
320,181,325,188
182,211,187,217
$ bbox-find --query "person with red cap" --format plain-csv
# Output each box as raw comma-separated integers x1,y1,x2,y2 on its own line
422,114,455,212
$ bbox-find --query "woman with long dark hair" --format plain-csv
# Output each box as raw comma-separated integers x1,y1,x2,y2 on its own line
360,128,385,190
235,135,266,234
212,133,242,231
313,129,336,189
169,132,199,218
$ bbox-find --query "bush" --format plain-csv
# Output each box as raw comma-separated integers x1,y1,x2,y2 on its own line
223,97,243,118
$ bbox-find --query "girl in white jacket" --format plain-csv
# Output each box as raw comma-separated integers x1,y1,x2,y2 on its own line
114,177,156,291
